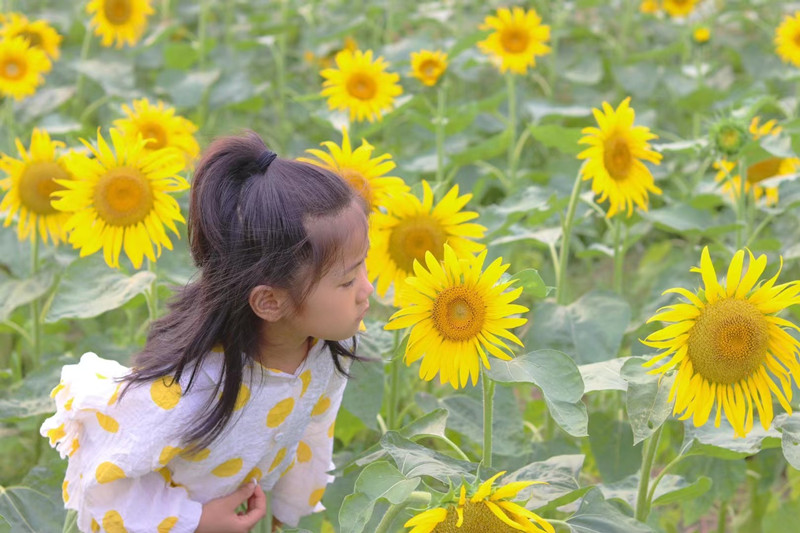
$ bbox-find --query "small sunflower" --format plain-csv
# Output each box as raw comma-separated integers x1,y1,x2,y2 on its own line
51,128,188,269
776,11,800,68
693,26,711,44
114,98,200,170
0,13,62,61
404,472,553,533
385,245,527,389
642,247,800,437
297,127,408,212
86,0,154,48
0,35,51,100
749,116,782,141
663,0,700,18
410,49,448,87
477,7,551,75
577,97,663,218
367,181,485,304
640,0,661,14
711,158,796,207
0,129,73,245
320,48,403,123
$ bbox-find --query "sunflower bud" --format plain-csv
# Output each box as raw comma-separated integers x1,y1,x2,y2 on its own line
710,118,748,157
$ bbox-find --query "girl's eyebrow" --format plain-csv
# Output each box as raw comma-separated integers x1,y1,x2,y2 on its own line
342,249,369,275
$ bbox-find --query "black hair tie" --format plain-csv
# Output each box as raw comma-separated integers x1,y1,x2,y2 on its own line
257,150,278,172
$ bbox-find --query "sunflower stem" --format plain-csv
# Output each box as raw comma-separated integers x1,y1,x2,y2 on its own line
613,214,625,295
28,233,42,375
386,329,401,430
717,500,727,533
635,424,663,523
198,0,210,70
161,0,171,21
506,73,517,182
374,491,432,533
73,24,93,116
556,165,584,306
482,372,495,468
435,83,447,183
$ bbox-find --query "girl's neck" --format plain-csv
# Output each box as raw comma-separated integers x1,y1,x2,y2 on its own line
255,322,312,375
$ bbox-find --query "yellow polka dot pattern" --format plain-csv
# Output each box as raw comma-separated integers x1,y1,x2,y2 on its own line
183,448,210,462
212,457,243,477
96,462,126,484
69,438,79,456
64,397,74,410
102,510,127,533
157,516,178,533
47,424,65,445
269,448,287,472
243,467,262,484
267,398,295,427
157,467,172,485
297,441,312,463
91,519,100,532
312,395,330,416
50,382,65,398
309,487,325,506
159,446,182,465
62,480,69,502
108,384,121,405
234,384,250,411
281,459,295,478
150,376,182,410
95,412,120,433
328,422,335,439
300,370,312,397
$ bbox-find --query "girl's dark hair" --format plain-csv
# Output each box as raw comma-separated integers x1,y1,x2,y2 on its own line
121,130,367,451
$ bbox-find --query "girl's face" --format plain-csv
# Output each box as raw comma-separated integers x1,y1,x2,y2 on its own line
290,203,373,341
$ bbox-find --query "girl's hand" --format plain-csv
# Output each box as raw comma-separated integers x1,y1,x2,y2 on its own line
196,482,266,533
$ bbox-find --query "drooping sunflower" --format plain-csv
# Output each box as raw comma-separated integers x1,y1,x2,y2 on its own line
114,98,200,170
577,97,663,218
0,129,73,245
0,35,51,100
663,0,700,18
320,48,403,123
367,181,485,304
385,245,527,389
404,472,553,533
711,158,797,207
749,116,782,141
642,247,800,437
775,11,800,68
298,127,408,212
477,7,551,75
86,0,154,49
410,49,448,87
51,128,188,269
0,13,62,61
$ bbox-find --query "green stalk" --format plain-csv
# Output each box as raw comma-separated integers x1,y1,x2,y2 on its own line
613,215,625,294
435,83,446,182
386,330,401,429
160,0,171,21
253,490,272,533
506,73,517,182
198,0,210,70
556,165,585,305
73,27,93,115
28,234,41,374
717,500,727,533
635,425,663,523
374,491,432,533
482,371,495,468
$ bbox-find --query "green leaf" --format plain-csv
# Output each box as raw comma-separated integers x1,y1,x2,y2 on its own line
579,358,629,393
681,417,781,459
511,268,548,299
341,358,383,431
651,475,712,506
379,432,475,484
16,87,75,123
156,69,221,109
0,268,56,322
45,257,155,323
528,124,584,155
163,42,199,69
449,130,511,166
355,461,420,504
0,355,73,421
621,358,675,445
0,486,64,533
73,60,134,96
777,413,800,470
338,492,374,533
566,488,655,533
588,412,641,483
504,454,585,509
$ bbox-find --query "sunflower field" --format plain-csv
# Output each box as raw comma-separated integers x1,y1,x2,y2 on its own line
3,0,800,531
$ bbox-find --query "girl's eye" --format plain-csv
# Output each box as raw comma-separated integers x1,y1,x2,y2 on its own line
342,279,355,287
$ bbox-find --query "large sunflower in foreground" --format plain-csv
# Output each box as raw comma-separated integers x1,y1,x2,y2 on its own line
663,0,700,17
477,7,551,75
642,247,800,438
51,128,188,269
367,181,485,305
385,245,527,389
578,97,663,218
776,11,800,68
297,127,408,212
405,472,553,533
410,49,448,87
0,36,51,100
86,0,154,48
114,99,200,170
0,129,73,245
0,13,62,61
320,48,403,123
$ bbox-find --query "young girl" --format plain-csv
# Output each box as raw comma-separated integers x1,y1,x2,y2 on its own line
40,131,374,533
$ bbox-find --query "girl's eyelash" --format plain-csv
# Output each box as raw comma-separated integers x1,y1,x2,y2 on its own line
342,279,355,287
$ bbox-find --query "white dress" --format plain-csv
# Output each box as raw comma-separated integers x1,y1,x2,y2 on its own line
40,340,349,533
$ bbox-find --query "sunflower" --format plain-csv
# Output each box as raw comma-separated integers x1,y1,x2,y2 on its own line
0,129,73,245
298,127,408,212
385,245,527,389
367,181,485,305
114,99,200,170
86,0,154,48
477,7,551,75
577,97,663,218
642,247,800,438
404,472,553,533
663,0,699,18
0,13,62,61
320,48,403,123
749,116,782,141
640,0,661,14
776,11,800,68
693,26,711,44
51,128,188,269
711,158,794,207
0,36,51,100
410,50,448,87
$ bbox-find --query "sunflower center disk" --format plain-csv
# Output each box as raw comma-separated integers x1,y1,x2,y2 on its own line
20,31,43,48
603,134,633,180
2,58,25,80
420,60,439,77
794,31,800,48
434,501,522,533
687,298,769,385
104,0,133,25
93,167,154,227
340,168,374,207
19,161,68,215
500,28,530,53
432,287,486,342
747,157,783,185
346,72,377,100
140,122,168,150
388,215,446,272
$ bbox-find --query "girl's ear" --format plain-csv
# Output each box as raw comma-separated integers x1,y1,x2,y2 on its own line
249,285,289,321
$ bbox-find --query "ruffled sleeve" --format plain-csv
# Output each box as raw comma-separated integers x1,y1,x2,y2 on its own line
40,353,203,533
